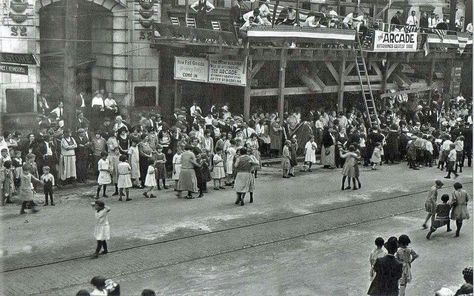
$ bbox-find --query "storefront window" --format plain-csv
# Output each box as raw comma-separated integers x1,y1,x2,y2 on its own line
6,88,35,113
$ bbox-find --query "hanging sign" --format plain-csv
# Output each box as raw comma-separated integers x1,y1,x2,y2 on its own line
0,52,37,65
208,59,246,86
174,57,247,86
0,63,28,75
372,30,418,52
174,56,208,83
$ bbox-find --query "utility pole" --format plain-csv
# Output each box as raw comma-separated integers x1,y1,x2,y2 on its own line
449,0,457,31
63,0,78,131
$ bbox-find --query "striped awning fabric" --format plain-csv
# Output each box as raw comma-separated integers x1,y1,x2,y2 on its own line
247,27,356,42
427,32,473,54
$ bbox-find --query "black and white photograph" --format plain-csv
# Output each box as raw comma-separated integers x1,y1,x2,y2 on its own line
0,0,473,294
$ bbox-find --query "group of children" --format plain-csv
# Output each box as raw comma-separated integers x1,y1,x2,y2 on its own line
369,235,419,296
94,144,237,201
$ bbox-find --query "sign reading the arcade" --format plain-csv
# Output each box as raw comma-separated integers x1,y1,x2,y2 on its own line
373,30,418,52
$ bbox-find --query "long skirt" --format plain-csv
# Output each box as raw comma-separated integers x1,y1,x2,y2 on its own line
60,155,77,180
321,145,335,168
94,224,110,241
172,164,181,181
234,172,253,193
177,168,198,192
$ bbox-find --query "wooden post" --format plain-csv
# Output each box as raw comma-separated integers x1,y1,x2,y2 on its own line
185,0,189,22
295,0,300,26
278,49,287,122
337,55,346,112
243,58,252,121
63,0,78,131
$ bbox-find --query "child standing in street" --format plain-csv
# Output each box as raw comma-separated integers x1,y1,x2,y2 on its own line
454,136,464,173
369,237,386,281
212,148,225,190
96,152,112,199
12,150,22,190
117,155,132,201
304,136,317,172
196,153,210,198
154,145,167,190
19,164,42,214
108,147,120,196
225,140,236,186
396,234,419,296
2,160,13,205
143,159,157,198
426,194,452,239
40,166,55,206
370,142,382,170
445,143,458,179
282,140,291,178
172,148,182,191
91,200,111,258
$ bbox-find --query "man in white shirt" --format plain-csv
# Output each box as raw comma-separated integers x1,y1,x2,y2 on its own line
406,10,418,26
190,0,214,13
304,15,323,28
259,0,271,18
466,22,473,33
190,101,202,118
104,92,118,114
243,9,271,25
91,92,104,109
343,11,363,30
456,17,465,32
50,101,64,119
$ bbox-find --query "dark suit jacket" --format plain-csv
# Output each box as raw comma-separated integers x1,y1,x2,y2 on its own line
75,136,90,159
367,255,403,296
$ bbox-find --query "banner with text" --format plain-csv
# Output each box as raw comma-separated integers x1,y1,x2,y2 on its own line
174,57,246,86
373,30,418,52
174,56,208,83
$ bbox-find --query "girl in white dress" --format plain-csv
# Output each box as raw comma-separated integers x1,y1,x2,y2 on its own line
143,159,157,198
225,139,237,186
212,148,226,190
304,136,317,172
96,152,112,199
172,149,182,191
91,200,111,258
117,155,132,201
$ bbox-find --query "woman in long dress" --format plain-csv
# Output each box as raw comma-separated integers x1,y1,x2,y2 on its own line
321,127,336,169
59,130,77,182
269,118,283,157
177,145,200,199
451,182,470,237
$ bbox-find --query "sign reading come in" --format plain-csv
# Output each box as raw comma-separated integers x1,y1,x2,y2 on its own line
372,30,418,52
174,56,246,86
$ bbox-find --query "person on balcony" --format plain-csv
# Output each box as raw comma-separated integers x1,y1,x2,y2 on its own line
243,9,270,26
435,16,448,30
259,0,271,19
342,10,363,30
420,12,428,28
456,16,465,32
304,14,324,28
230,0,243,26
428,12,436,28
190,0,215,28
466,22,473,34
281,7,296,25
405,10,418,27
390,11,402,31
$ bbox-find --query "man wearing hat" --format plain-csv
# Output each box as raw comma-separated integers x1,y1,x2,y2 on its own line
391,11,402,28
75,128,90,183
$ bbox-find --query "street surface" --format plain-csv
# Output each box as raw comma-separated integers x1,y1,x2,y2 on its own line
1,163,472,296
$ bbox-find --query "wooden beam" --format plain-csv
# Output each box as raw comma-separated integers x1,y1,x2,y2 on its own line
345,75,383,83
380,82,441,98
386,62,399,79
250,83,398,96
250,61,265,79
370,61,382,77
392,72,412,88
344,63,355,76
337,56,345,112
325,61,340,84
297,67,323,92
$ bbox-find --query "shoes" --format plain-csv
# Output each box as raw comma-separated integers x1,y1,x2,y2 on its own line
197,194,203,198
214,187,220,190
112,192,118,196
125,198,132,201
100,251,108,255
219,186,226,189
91,253,99,259
185,195,194,199
352,187,358,190
44,203,48,206
345,186,351,190
447,229,452,232
143,192,149,198
50,203,55,206
149,194,157,198
422,224,427,229
444,176,451,179
240,200,244,206
102,194,108,198
235,198,241,205
426,231,432,240
163,186,168,189
118,197,123,201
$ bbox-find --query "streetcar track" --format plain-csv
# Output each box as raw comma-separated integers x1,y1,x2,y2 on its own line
2,181,470,274
31,207,424,295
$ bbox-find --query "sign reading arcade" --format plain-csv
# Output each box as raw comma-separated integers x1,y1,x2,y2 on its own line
372,31,418,52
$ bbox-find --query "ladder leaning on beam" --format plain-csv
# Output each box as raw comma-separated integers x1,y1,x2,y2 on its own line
354,34,379,128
